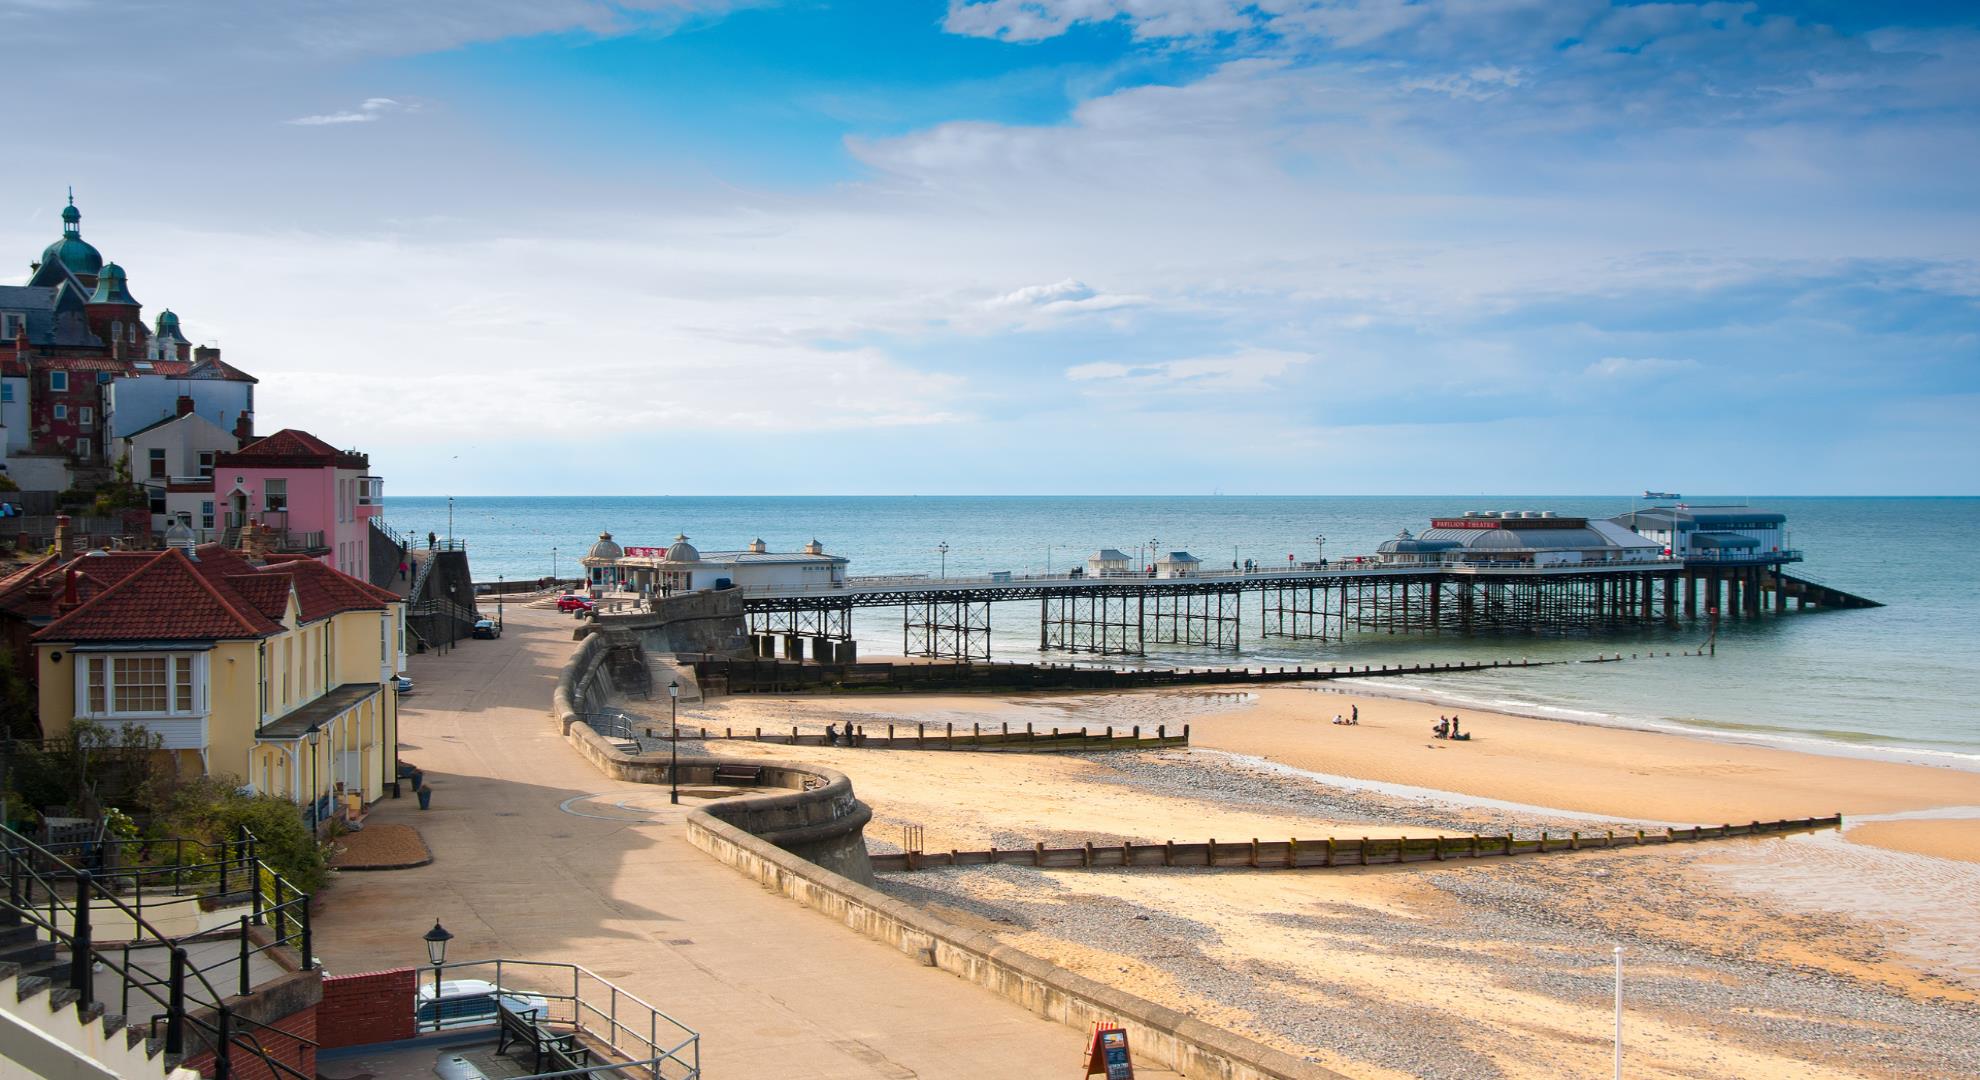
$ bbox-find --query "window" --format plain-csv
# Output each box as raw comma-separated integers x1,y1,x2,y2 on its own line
201,500,214,529
112,657,168,713
264,478,287,513
97,372,112,384
0,383,12,403
76,438,91,459
149,448,167,479
110,320,122,341
53,404,66,421
49,371,67,392
87,658,107,713
148,490,166,515
0,313,22,338
197,451,215,478
127,324,137,344
78,406,93,428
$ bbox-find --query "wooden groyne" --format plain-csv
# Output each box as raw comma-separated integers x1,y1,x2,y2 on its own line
626,719,1190,753
871,815,1843,873
696,655,1571,695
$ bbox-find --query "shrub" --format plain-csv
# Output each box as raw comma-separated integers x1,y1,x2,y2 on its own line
157,775,331,894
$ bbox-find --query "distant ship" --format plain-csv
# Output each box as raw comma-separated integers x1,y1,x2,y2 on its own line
1643,490,1680,500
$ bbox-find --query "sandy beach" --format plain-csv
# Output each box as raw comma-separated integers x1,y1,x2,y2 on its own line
617,678,1980,1077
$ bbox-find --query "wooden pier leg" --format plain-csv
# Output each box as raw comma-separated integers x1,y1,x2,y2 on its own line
1164,840,1174,867
1324,838,1335,867
1082,842,1093,867
1288,838,1298,868
1434,836,1444,861
1249,839,1259,868
1359,838,1369,866
1207,839,1217,867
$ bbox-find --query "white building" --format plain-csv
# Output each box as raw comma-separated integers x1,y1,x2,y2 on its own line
613,535,850,593
1608,506,1792,562
119,409,238,531
581,531,626,590
103,353,255,449
1153,551,1201,578
1386,511,1665,567
1086,549,1132,577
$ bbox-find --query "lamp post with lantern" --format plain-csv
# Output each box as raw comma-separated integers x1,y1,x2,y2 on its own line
937,541,949,580
422,920,453,1024
669,680,681,805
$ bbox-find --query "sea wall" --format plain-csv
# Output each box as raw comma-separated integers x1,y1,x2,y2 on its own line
686,809,1344,1080
561,719,876,885
595,589,747,655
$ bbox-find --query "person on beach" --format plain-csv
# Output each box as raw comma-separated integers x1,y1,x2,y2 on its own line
1351,705,1358,724
825,723,839,746
1333,713,1345,725
1450,716,1463,740
1433,717,1449,739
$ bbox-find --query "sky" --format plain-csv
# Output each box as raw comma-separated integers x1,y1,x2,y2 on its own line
3,0,1976,495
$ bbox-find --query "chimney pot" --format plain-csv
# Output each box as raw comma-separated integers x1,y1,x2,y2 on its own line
176,395,196,418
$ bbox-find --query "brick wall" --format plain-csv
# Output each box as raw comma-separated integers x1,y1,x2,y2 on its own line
317,967,416,1048
184,1004,317,1080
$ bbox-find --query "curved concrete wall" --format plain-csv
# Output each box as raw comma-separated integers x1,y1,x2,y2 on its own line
562,718,877,886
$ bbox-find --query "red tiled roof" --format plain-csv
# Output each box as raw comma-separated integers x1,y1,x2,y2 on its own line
0,552,163,623
232,429,341,459
223,574,296,624
254,558,398,620
34,548,284,642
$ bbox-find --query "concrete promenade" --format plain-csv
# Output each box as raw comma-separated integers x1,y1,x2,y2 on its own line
312,604,1171,1078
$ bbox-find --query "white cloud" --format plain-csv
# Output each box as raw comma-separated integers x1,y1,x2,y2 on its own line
285,97,413,126
1585,356,1699,379
1066,348,1309,391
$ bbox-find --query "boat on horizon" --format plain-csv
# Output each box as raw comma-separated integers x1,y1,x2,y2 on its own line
1643,490,1680,500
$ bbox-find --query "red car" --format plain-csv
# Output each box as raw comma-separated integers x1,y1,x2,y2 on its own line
556,594,595,613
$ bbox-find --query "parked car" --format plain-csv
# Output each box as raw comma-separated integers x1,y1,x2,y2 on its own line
414,979,549,1031
472,618,500,639
393,675,415,694
555,594,590,612
563,597,597,616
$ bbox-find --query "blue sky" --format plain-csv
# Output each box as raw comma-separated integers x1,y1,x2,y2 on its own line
3,0,1975,494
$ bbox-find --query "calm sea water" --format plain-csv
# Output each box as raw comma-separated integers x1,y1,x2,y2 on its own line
384,496,1980,763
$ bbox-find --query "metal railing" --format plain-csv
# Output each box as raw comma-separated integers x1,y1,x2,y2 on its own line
1,823,317,1080
736,555,1694,598
415,958,699,1078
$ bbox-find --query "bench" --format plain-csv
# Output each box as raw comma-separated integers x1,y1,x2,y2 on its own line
712,764,765,786
496,1003,590,1074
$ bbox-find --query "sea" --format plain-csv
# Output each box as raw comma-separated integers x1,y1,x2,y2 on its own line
383,495,1980,767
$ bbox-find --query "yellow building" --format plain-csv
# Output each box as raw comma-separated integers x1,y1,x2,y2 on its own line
34,545,405,829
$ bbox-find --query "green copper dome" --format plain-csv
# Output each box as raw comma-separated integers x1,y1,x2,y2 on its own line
42,197,103,277
89,262,137,305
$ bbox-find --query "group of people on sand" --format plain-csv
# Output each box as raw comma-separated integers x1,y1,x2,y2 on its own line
1332,705,1360,726
1433,715,1471,741
823,722,860,747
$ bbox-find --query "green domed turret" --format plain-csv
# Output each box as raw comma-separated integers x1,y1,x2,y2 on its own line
154,308,189,344
89,262,137,306
41,194,103,278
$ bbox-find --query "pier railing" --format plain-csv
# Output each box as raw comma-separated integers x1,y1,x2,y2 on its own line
738,556,1690,599
871,815,1843,873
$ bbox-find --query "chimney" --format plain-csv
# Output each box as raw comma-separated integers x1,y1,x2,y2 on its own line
60,568,79,612
234,411,253,442
194,345,220,364
176,394,196,418
54,514,74,557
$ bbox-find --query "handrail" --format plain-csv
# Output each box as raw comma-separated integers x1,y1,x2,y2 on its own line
417,957,700,1078
2,823,315,1079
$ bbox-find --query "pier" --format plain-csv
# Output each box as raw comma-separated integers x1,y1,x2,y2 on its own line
735,560,1853,660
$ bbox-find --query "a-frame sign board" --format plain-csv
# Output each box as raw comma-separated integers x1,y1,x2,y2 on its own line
1083,1022,1134,1079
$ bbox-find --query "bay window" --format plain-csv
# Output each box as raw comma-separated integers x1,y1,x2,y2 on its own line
77,652,206,718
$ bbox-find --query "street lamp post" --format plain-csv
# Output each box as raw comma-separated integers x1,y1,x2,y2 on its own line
1315,533,1327,565
422,920,453,1026
552,546,558,584
1149,537,1159,575
447,496,454,545
497,575,504,632
937,542,950,580
668,680,681,805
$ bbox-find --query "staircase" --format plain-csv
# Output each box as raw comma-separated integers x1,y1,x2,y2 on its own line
1,827,316,1080
1771,571,1882,609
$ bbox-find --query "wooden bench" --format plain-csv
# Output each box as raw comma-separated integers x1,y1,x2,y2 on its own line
495,1003,589,1074
712,764,765,786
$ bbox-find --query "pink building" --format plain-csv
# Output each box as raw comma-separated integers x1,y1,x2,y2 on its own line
211,429,383,578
